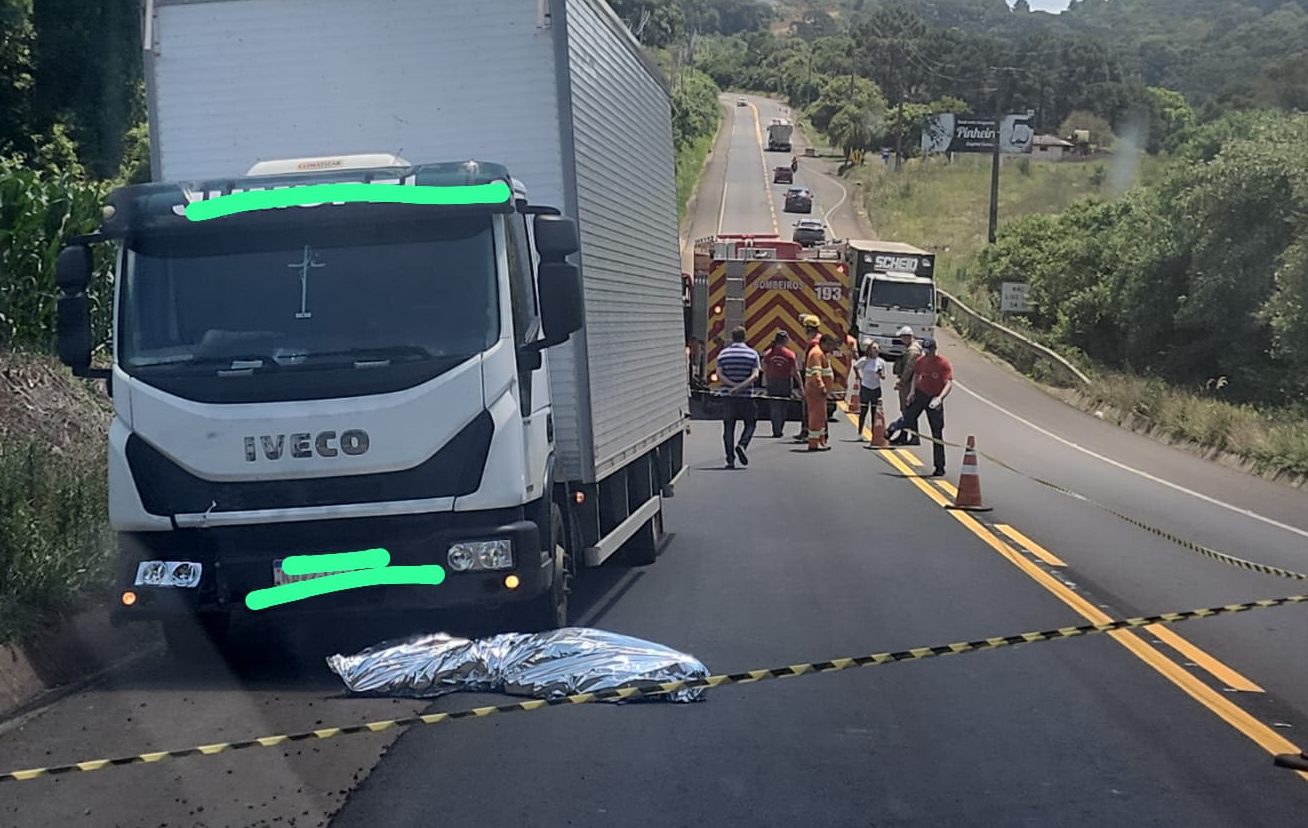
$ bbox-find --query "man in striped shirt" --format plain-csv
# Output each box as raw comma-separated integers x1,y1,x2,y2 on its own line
718,326,762,469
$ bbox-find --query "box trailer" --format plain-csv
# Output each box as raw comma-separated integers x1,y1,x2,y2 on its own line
54,0,687,652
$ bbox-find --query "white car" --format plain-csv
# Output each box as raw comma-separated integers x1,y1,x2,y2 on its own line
736,97,748,107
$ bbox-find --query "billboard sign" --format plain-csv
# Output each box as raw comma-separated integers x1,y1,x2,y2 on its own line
922,112,1036,155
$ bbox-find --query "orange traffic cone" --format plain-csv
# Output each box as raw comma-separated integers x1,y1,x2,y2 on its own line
948,435,992,512
867,398,892,449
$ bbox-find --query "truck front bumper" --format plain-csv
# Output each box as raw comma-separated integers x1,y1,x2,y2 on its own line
112,506,550,623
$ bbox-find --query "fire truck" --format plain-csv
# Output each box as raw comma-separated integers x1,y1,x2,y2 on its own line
687,235,853,418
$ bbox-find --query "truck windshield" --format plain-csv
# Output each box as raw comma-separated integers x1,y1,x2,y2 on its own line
120,215,498,375
868,280,933,311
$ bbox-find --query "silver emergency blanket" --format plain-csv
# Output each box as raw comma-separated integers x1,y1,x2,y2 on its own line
326,627,709,703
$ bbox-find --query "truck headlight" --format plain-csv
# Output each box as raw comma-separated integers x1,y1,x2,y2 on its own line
447,539,514,572
134,560,203,588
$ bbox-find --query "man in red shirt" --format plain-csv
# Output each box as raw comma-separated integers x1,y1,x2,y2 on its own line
887,337,953,476
761,331,800,437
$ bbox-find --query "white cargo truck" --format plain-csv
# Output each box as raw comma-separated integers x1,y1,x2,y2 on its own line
767,119,794,153
54,0,687,652
846,240,938,358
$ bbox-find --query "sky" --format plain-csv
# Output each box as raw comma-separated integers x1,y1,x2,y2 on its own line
1022,0,1072,10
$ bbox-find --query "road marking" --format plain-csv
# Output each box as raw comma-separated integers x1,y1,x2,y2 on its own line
1145,623,1265,693
717,182,729,235
954,380,1308,542
933,478,959,497
747,101,779,235
995,524,1067,568
896,449,922,468
822,173,849,227
848,409,1306,779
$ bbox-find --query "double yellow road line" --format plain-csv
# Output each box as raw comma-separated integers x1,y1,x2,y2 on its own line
846,409,1307,781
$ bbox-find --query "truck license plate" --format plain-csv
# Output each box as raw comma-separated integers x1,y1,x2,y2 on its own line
272,559,326,586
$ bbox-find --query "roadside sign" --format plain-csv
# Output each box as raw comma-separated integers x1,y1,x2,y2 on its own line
922,112,1036,155
1000,282,1033,313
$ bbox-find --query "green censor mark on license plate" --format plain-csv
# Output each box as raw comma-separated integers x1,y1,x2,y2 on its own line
246,548,444,611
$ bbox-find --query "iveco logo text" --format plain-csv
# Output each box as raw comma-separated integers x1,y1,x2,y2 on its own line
243,430,370,462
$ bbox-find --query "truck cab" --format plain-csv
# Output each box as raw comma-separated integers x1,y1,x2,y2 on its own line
856,272,937,357
55,156,592,648
844,240,936,358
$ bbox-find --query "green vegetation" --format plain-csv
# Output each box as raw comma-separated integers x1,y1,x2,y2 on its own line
0,437,112,644
858,154,1144,283
971,112,1308,407
676,127,717,221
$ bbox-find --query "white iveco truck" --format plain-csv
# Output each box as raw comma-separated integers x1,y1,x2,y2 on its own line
54,0,687,653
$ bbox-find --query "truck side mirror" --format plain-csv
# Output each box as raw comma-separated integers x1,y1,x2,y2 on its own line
537,261,584,342
57,294,92,374
533,215,579,260
55,246,92,293
56,246,93,375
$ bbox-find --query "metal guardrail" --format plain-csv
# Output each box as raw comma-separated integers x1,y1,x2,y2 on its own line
939,288,1093,387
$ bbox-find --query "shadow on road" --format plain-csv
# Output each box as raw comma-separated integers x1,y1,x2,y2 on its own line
95,556,656,694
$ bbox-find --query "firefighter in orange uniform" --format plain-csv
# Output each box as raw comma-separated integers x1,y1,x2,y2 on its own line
805,333,838,451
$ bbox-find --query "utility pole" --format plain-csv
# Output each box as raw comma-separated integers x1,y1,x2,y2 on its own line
988,70,1004,245
893,64,905,173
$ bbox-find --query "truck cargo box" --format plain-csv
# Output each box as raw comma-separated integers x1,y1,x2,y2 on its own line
146,0,686,484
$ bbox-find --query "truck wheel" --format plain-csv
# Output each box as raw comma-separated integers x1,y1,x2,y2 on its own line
162,614,230,662
620,507,664,567
520,503,570,632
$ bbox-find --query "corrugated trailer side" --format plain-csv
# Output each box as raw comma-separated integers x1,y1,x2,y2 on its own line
554,0,687,484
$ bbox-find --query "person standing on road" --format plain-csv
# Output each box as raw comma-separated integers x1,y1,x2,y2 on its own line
892,326,922,445
762,330,800,438
717,326,761,468
853,341,886,439
792,314,822,442
804,333,838,452
887,337,953,476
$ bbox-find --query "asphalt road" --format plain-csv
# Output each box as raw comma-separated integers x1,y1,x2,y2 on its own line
2,95,1307,827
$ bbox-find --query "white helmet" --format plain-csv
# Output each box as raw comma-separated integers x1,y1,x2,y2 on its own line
897,326,914,336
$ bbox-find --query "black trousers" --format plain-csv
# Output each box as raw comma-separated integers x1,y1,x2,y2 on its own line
722,395,757,461
898,390,946,472
765,377,792,436
856,385,882,433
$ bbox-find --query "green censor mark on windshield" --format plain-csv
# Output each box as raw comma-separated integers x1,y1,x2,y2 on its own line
185,180,513,222
244,548,445,611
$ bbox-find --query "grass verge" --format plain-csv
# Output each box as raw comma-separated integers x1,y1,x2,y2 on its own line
1064,375,1308,480
853,153,1159,285
676,125,718,223
0,438,112,645
854,150,1308,482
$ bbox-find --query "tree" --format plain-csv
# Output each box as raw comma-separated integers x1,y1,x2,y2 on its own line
30,0,141,178
0,0,33,157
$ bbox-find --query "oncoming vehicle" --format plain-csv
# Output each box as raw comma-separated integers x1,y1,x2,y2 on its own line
773,166,794,184
736,96,748,107
792,219,826,247
845,240,937,358
783,186,813,213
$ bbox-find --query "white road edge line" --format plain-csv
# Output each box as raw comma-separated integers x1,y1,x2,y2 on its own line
955,380,1308,541
822,172,848,228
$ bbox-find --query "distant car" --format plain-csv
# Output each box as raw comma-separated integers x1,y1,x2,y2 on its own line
736,97,748,107
792,219,826,247
773,166,793,184
783,186,813,213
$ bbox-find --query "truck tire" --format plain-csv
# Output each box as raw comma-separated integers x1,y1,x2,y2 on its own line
519,503,571,632
620,506,664,567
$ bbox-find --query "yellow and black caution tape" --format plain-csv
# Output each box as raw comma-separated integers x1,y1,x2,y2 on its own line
893,427,1308,581
3,593,1303,784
